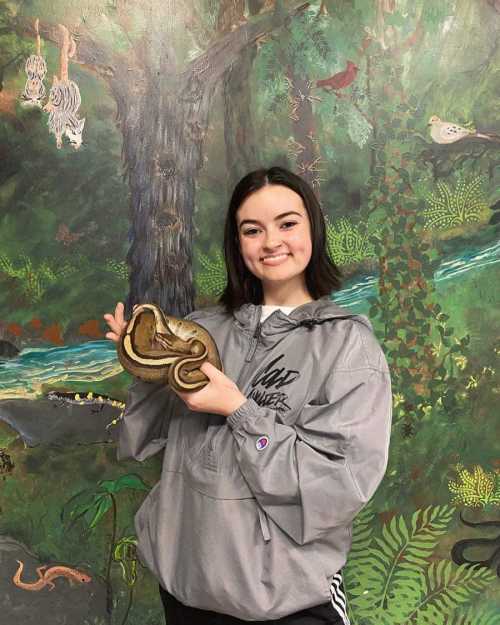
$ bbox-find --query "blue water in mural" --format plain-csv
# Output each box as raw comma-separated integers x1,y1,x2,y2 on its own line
334,238,500,308
0,339,121,397
1,238,499,397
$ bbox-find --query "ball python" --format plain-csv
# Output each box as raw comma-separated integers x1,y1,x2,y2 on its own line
117,304,223,393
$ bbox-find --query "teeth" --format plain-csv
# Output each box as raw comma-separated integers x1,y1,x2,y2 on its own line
263,254,288,260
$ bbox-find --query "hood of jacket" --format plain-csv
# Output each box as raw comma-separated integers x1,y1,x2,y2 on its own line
229,295,373,336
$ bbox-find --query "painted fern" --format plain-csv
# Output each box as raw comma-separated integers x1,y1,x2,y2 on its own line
325,216,378,265
194,248,227,297
343,502,377,600
405,561,496,625
348,501,377,559
0,253,76,303
343,505,497,625
423,175,489,230
448,463,500,507
451,604,500,625
380,505,456,620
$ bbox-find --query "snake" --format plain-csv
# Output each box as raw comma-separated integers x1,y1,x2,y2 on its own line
117,304,223,393
450,510,500,577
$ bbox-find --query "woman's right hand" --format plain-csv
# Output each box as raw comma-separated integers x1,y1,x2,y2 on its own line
103,302,129,343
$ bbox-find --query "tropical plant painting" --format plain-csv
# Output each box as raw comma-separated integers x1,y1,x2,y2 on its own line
0,1,499,623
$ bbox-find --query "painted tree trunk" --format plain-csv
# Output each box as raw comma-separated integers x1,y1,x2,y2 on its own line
223,46,260,193
113,73,212,317
286,67,322,197
220,0,260,193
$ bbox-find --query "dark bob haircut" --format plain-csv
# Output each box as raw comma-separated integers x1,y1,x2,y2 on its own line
218,166,343,313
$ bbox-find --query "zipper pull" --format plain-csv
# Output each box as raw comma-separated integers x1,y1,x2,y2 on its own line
245,321,261,362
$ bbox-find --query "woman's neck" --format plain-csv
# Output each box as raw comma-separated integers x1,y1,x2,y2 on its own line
261,278,313,307
262,293,314,307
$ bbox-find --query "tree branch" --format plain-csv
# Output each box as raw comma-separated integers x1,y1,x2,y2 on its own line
13,16,123,81
418,136,499,179
12,2,309,101
180,2,310,90
333,90,376,127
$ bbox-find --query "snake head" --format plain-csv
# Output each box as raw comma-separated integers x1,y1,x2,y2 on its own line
154,331,174,349
155,331,192,355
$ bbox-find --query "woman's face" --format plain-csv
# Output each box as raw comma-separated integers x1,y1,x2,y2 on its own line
235,184,313,302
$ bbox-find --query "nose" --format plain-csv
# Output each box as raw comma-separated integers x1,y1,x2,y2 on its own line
263,230,284,251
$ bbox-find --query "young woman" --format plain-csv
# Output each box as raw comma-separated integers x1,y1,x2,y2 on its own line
104,166,392,624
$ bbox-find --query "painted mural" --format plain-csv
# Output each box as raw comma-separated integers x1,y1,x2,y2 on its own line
0,1,499,623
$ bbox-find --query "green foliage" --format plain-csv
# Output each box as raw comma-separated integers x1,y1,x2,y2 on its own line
113,534,140,625
105,259,129,281
255,4,335,123
194,248,227,298
424,176,489,230
344,504,497,625
448,464,500,508
345,500,376,562
100,473,149,494
286,8,332,74
325,215,379,265
0,252,77,303
114,535,139,587
347,106,373,149
258,73,290,116
364,53,482,431
453,604,500,625
409,562,497,625
0,2,31,81
62,473,149,530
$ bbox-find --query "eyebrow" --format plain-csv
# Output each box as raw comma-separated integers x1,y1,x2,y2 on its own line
238,211,303,229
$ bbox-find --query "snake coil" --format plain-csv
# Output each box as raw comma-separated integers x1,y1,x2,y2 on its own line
117,304,223,393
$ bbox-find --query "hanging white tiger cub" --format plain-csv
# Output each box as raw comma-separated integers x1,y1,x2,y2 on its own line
21,18,47,108
43,24,85,150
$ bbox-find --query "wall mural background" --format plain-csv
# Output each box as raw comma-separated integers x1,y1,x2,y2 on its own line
0,1,499,623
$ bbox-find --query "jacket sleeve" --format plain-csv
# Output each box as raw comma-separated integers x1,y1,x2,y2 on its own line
226,359,392,545
117,310,198,462
117,378,178,462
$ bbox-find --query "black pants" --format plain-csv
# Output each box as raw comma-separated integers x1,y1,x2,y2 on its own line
159,585,345,625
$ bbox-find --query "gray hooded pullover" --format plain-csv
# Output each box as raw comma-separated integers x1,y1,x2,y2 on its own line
117,297,392,621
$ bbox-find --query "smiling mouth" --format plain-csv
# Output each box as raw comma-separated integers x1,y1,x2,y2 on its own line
261,253,291,263
261,252,290,259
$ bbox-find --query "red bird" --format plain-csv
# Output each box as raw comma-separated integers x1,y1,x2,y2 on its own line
316,61,358,94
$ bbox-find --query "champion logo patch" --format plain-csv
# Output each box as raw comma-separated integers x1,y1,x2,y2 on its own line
255,435,270,451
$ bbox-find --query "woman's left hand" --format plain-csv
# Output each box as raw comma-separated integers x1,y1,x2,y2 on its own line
173,361,247,418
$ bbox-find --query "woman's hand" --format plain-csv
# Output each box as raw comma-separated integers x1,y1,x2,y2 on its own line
103,302,130,343
173,361,247,418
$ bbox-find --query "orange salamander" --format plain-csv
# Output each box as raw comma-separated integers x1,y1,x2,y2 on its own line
13,560,92,591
